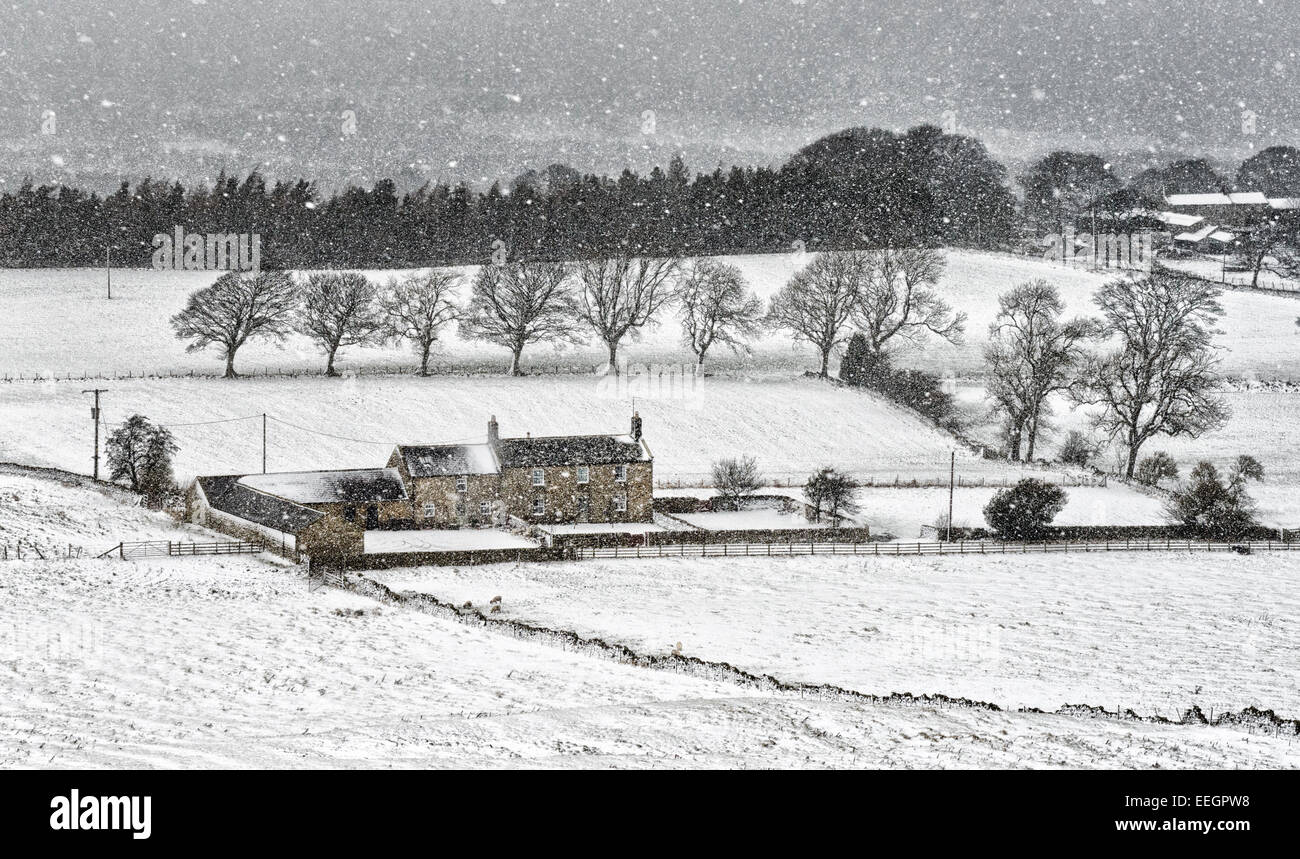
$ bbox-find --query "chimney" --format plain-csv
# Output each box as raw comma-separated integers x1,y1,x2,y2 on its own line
487,415,499,445
630,411,642,441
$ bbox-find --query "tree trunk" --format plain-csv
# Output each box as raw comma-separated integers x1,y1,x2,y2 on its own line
606,341,619,375
1007,425,1023,462
1025,412,1039,462
325,346,339,377
419,343,431,377
819,348,830,377
224,349,238,379
1125,437,1140,479
510,343,524,376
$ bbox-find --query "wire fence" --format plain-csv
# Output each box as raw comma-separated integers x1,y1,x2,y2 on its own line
0,362,603,383
654,472,1108,489
0,541,86,561
575,537,1297,560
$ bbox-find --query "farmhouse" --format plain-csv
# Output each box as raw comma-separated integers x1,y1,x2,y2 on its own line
189,414,653,556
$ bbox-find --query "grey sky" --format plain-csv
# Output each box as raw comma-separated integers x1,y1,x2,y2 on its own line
1,0,1296,191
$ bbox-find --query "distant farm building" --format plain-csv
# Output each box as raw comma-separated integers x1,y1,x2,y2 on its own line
188,414,653,558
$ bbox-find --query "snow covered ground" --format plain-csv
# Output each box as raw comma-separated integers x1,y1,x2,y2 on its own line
957,387,1300,527
676,509,829,530
2,461,1295,768
373,550,1300,725
540,523,666,536
4,249,1299,380
363,529,536,554
0,374,1023,485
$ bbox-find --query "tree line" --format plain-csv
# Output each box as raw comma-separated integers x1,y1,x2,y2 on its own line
1,124,1018,269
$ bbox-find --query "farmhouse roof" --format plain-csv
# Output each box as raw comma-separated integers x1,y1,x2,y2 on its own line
1156,210,1205,228
1269,197,1300,210
394,443,499,477
1175,224,1220,243
195,474,325,534
495,433,650,468
1165,193,1232,206
237,468,408,504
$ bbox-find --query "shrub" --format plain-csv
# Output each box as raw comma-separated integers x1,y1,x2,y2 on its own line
802,466,860,526
711,456,763,511
983,479,1068,540
1135,451,1179,487
1165,458,1263,539
840,345,955,426
1058,430,1098,467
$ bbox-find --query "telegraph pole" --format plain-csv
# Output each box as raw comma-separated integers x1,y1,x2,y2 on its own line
105,245,112,299
947,450,955,542
262,413,267,473
82,389,108,480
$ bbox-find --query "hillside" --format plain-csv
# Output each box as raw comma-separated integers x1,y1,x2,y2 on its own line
3,472,1295,769
0,375,1018,484
3,249,1298,380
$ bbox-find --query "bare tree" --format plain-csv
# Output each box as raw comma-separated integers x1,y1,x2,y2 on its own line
381,270,462,376
984,279,1099,461
767,252,866,376
577,255,679,372
676,258,763,368
297,272,384,376
711,456,763,511
1073,270,1228,479
459,260,581,375
170,270,298,378
853,247,966,355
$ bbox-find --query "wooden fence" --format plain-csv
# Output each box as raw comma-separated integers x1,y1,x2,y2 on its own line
655,472,1107,489
575,537,1300,560
105,539,266,559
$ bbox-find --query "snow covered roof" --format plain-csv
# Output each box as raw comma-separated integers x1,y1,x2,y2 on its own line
1175,224,1219,243
1269,197,1300,210
195,475,325,534
1209,230,1237,243
395,443,498,477
238,468,408,504
1227,192,1269,205
1165,192,1272,208
496,433,650,468
1156,211,1205,228
1165,193,1232,207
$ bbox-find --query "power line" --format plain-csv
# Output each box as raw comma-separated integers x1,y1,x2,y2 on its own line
265,415,396,447
161,414,264,428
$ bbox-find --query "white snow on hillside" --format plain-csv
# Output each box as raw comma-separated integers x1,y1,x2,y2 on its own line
0,375,1014,486
3,250,1298,379
375,550,1300,724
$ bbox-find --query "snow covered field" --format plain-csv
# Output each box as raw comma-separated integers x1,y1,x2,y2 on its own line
373,550,1300,725
4,250,1299,380
2,455,1296,768
0,374,1021,486
363,529,535,554
676,509,829,530
957,387,1300,527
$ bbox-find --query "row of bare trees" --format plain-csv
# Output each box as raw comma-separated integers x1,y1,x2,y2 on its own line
986,269,1227,479
765,247,966,376
171,257,768,377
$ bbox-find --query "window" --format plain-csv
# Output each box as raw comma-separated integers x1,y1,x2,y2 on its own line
422,503,436,519
531,468,545,486
456,475,468,492
479,501,491,516
613,494,627,513
576,466,589,484
532,497,546,516
344,506,356,522
456,501,466,518
577,495,589,515
614,464,627,482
